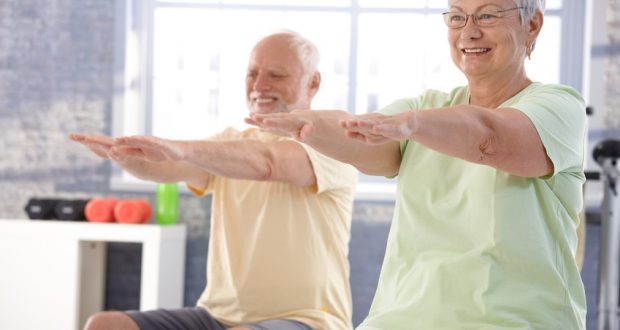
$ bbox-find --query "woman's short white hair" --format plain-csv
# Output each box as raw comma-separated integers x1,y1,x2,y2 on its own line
513,0,546,25
512,0,545,54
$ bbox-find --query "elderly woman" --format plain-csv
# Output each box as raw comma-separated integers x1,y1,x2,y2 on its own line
248,0,586,329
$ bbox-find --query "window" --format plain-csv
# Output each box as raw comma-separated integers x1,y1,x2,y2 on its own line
113,0,584,199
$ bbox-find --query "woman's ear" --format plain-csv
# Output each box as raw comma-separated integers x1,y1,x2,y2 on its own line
528,9,544,41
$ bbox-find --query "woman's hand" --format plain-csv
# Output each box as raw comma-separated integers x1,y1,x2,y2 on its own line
246,110,317,142
340,112,417,144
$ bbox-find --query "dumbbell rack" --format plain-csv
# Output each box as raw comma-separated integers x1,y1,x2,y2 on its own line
0,219,187,330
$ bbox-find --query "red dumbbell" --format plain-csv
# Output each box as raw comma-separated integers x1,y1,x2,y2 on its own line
85,198,118,223
114,199,152,224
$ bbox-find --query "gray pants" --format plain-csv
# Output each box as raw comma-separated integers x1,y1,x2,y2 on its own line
126,307,313,330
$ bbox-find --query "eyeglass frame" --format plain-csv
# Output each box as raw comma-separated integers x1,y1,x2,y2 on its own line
442,7,526,29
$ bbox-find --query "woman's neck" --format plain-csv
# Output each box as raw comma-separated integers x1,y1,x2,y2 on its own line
467,70,532,109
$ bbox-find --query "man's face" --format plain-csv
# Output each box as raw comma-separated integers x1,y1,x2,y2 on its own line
245,35,316,114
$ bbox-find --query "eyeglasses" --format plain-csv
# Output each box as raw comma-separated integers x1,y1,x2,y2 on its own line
442,7,525,29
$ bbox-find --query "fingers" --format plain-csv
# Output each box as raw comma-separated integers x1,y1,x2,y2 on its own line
69,133,115,159
115,135,158,148
297,124,316,142
69,133,85,141
69,133,114,146
345,130,392,145
118,135,187,162
244,117,258,126
341,119,378,135
71,133,184,163
339,117,405,144
115,135,161,153
247,113,307,138
108,145,140,162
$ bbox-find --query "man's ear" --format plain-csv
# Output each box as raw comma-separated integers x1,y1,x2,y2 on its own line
308,72,321,98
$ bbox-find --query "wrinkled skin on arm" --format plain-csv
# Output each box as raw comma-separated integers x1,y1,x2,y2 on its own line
246,110,401,177
70,132,317,188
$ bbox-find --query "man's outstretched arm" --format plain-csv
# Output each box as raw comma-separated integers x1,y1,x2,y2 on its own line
69,133,212,188
114,135,317,187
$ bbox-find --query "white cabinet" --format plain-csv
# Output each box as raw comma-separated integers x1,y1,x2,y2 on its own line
0,219,187,330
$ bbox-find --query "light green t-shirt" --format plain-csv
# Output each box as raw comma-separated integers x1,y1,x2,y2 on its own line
358,83,587,330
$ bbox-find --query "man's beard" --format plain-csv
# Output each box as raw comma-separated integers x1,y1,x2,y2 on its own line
249,100,291,114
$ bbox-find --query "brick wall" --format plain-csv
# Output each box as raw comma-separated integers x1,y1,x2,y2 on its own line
0,0,113,210
608,0,620,129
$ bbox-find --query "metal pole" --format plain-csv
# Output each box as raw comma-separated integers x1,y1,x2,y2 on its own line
598,157,620,330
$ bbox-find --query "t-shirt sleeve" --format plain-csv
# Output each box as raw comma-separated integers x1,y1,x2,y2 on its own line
377,98,421,116
508,84,586,177
299,143,358,195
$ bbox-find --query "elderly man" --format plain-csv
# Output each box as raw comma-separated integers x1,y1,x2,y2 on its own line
72,31,357,330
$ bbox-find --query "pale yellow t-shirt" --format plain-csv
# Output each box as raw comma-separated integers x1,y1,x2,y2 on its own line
358,83,587,330
188,127,358,330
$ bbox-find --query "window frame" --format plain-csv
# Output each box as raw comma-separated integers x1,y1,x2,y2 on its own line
111,0,585,201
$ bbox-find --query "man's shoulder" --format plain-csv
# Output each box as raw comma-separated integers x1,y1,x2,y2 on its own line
212,126,269,140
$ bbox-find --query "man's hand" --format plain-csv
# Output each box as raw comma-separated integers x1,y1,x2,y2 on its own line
70,133,185,163
114,136,186,162
70,133,204,184
69,133,116,159
69,133,149,163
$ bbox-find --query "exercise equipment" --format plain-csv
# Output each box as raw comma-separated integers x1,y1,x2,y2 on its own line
114,199,152,224
54,199,89,221
85,198,118,223
24,198,59,220
594,139,620,330
25,197,153,224
85,198,152,224
156,183,179,225
24,198,89,221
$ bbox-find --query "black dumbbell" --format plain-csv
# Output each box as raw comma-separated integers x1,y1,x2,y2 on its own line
24,198,59,220
54,199,90,221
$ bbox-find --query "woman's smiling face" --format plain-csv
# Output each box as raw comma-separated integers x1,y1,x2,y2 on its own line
446,0,534,81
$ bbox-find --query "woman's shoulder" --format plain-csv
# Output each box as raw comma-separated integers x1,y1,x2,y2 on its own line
419,86,469,103
508,82,586,120
378,86,468,115
521,82,584,102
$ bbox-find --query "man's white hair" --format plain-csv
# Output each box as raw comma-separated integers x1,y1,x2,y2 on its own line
270,29,320,75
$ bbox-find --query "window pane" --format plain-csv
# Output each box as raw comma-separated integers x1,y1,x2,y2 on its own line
358,0,443,9
152,8,350,139
357,0,560,10
356,13,465,114
545,0,562,10
156,0,351,6
525,16,561,83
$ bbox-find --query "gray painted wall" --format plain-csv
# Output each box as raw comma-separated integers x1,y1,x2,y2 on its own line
0,0,617,328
